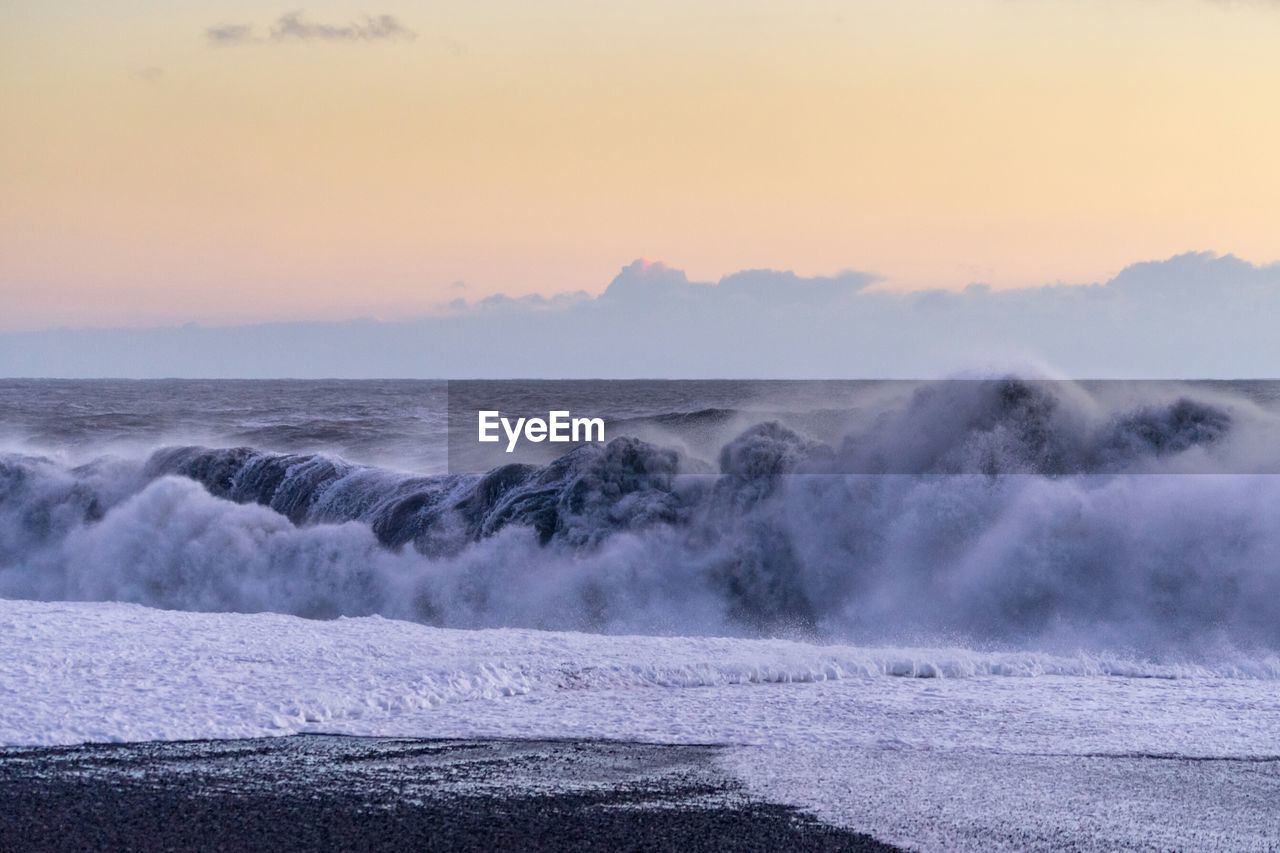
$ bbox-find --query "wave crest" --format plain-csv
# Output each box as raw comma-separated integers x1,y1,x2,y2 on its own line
3,378,1280,658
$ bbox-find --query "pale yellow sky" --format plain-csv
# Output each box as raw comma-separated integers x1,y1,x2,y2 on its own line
2,0,1279,329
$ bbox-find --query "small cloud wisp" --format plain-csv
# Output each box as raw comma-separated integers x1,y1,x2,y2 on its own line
206,12,416,46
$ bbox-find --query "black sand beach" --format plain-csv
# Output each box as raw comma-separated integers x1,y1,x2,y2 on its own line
0,735,895,852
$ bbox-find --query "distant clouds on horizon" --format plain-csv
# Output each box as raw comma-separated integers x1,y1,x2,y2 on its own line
4,252,1280,379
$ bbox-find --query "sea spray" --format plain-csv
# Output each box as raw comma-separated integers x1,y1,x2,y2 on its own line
3,379,1280,658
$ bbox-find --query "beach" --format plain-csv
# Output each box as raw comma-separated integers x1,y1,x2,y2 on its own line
0,736,890,853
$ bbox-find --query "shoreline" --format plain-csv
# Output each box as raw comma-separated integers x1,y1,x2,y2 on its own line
0,734,896,852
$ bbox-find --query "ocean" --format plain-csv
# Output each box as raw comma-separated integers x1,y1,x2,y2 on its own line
3,377,1280,849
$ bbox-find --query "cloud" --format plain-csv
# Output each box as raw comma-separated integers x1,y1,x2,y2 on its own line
130,67,164,83
271,11,416,42
588,260,877,310
206,12,416,46
5,253,1280,379
206,24,254,45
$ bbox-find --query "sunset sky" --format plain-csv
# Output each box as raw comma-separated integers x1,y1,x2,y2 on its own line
3,0,1279,330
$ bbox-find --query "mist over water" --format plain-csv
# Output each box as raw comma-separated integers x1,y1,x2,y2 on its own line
4,378,1280,663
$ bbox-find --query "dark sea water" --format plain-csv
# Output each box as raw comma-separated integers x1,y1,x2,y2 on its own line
0,379,453,472
4,377,1280,655
0,379,929,472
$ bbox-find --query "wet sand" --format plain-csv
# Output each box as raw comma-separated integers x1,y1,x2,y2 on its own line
0,735,896,852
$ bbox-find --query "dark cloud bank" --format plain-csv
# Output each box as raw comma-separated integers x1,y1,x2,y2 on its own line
4,252,1280,378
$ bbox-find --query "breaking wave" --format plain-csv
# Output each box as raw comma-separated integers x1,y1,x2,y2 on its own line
5,378,1280,660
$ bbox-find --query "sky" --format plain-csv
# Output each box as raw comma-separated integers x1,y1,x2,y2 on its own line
5,252,1280,378
2,0,1280,335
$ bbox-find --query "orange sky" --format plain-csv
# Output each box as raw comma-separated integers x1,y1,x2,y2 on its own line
2,0,1279,330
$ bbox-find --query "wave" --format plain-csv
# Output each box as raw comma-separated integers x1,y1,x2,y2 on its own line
4,378,1280,658
9,598,1280,751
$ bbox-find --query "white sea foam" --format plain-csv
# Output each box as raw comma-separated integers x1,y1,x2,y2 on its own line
4,598,1279,850
2,598,1277,748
